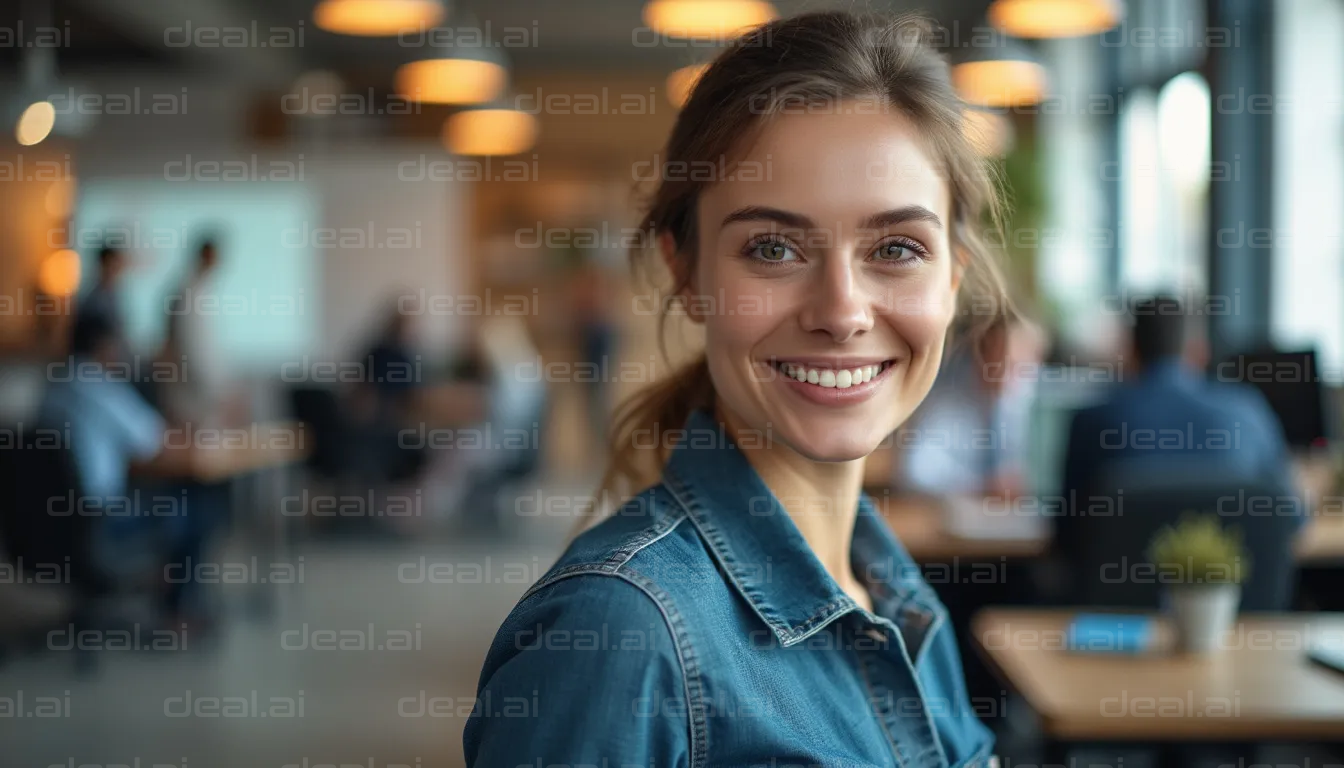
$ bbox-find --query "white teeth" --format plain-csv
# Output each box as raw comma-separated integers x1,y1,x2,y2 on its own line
779,361,888,387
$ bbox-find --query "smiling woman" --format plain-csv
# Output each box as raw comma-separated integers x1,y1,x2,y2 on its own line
465,10,1012,768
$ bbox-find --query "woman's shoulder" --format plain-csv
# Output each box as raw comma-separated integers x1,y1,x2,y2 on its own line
477,484,708,681
498,483,731,638
530,484,707,586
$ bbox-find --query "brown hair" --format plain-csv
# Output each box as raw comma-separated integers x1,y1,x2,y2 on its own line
581,11,1014,526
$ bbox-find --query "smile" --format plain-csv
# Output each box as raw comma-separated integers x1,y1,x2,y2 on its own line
773,360,894,388
766,357,899,405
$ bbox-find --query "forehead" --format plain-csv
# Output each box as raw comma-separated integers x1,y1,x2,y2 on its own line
700,109,951,227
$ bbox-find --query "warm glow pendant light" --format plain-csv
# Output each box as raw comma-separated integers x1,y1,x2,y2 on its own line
952,59,1049,108
314,0,446,36
395,58,507,104
16,101,56,146
643,0,776,38
38,249,81,298
988,0,1123,38
443,109,538,156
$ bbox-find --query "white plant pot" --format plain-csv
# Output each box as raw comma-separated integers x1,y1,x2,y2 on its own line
1165,584,1240,654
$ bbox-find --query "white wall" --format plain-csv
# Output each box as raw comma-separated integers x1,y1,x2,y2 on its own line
59,76,468,371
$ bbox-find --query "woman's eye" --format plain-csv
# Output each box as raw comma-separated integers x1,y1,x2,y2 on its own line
873,240,922,263
750,240,798,263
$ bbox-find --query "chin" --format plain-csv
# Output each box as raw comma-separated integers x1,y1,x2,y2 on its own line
777,417,888,463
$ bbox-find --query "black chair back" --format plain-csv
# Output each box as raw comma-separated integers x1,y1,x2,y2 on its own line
287,387,351,476
0,428,109,596
1059,457,1301,612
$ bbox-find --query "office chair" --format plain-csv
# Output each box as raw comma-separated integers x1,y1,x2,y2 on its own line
287,387,355,481
0,431,113,671
1059,456,1302,612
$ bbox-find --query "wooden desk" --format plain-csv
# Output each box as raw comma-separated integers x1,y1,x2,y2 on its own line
182,421,310,482
412,382,488,429
972,608,1344,742
874,494,1050,561
136,421,311,482
875,492,1344,564
1297,514,1344,564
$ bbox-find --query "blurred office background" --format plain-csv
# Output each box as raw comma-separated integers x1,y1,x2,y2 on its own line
1,0,1343,766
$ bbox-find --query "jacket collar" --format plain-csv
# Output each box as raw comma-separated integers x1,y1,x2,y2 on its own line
1137,356,1199,387
661,408,944,655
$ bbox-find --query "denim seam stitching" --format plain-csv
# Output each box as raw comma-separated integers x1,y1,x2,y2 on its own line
608,506,689,571
665,469,858,646
854,645,907,767
663,471,787,636
614,568,709,768
522,566,708,768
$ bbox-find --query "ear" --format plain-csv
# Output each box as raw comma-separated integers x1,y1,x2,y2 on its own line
944,243,968,323
659,232,704,325
949,243,967,296
658,232,680,281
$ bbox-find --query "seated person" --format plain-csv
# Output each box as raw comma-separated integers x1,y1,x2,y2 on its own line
39,313,166,524
897,314,1045,499
1061,295,1296,508
348,300,424,484
37,313,206,621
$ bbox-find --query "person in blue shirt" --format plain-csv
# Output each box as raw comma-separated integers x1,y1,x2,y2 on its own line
465,12,1008,767
37,311,208,622
1060,295,1296,515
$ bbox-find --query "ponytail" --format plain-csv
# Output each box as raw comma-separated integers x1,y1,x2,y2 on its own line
573,355,713,533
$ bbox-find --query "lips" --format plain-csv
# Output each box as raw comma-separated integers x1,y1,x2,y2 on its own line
772,360,895,389
764,356,901,406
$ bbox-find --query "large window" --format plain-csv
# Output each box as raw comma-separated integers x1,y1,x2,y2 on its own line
1119,72,1210,294
1273,0,1344,373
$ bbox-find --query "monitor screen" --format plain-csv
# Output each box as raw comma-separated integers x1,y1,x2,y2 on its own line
1216,349,1328,449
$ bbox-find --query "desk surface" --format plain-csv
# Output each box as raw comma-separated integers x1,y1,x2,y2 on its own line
874,492,1344,564
143,421,311,483
972,608,1344,741
875,494,1050,561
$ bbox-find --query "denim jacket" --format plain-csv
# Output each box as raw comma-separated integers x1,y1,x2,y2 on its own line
464,408,996,767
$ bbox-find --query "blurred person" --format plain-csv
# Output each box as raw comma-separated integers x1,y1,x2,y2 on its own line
465,13,1008,766
34,311,211,624
356,298,420,425
1060,295,1296,511
345,297,427,490
569,253,618,443
157,235,242,427
79,244,131,361
898,314,1046,499
451,315,547,536
39,311,165,526
153,235,240,622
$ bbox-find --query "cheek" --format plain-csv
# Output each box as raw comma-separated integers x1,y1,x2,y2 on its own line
877,270,958,351
697,261,778,357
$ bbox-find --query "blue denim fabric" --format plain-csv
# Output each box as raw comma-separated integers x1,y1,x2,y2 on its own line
464,408,996,768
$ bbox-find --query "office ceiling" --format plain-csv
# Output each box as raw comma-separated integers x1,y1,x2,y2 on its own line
5,0,997,83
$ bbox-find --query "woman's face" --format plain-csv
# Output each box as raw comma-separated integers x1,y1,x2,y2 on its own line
683,109,962,462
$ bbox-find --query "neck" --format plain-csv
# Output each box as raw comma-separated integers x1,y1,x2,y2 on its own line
715,399,869,610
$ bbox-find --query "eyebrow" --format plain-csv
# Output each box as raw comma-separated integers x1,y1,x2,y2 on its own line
719,205,943,231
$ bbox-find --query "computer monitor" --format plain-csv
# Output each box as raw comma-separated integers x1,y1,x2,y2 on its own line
1025,367,1114,496
1215,349,1329,449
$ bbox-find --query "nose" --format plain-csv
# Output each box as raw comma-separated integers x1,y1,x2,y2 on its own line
798,250,874,343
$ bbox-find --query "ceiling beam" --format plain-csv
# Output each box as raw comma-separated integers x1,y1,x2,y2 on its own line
65,0,303,87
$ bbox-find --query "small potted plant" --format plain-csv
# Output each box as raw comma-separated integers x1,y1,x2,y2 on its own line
1147,512,1251,654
